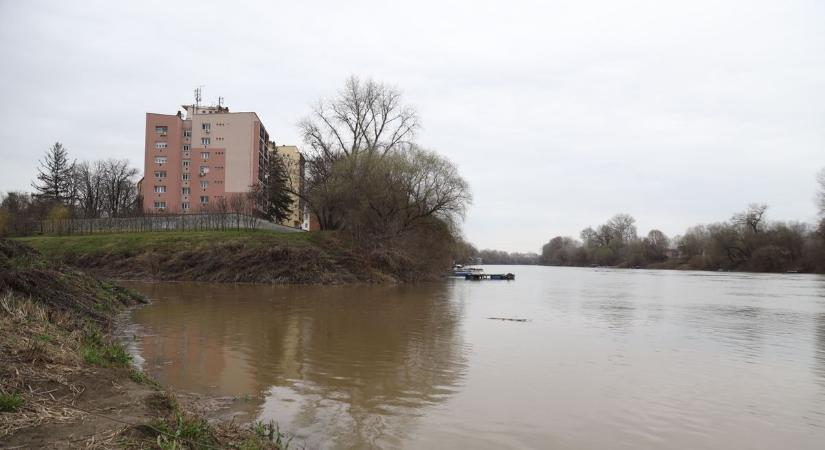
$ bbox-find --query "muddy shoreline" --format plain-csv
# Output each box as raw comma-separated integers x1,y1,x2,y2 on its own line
0,239,289,448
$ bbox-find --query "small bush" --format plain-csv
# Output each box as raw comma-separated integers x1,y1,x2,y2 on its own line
0,393,24,412
129,368,161,388
80,328,131,367
251,420,292,449
150,412,215,449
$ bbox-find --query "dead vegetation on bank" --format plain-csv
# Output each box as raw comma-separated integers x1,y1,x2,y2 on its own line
17,230,453,284
0,239,292,448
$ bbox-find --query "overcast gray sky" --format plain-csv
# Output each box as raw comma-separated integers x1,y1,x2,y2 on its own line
1,0,823,252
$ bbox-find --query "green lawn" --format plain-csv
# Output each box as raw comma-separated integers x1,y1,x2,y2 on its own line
16,230,324,258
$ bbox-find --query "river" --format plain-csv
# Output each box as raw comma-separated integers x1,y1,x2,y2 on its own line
121,266,825,449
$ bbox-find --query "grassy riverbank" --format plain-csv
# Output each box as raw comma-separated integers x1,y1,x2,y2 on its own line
15,230,418,283
0,239,288,448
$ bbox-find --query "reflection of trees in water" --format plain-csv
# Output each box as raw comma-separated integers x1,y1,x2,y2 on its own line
130,282,468,449
267,284,468,449
815,313,825,389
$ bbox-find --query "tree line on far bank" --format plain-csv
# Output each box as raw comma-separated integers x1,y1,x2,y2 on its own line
458,202,825,274
459,210,823,272
540,201,825,273
452,244,540,265
456,172,825,274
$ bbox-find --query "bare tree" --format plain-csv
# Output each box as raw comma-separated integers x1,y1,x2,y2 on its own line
580,227,600,248
291,76,473,276
74,160,105,218
678,225,709,259
731,203,768,234
227,193,249,229
817,167,825,217
298,76,420,230
643,229,670,261
392,147,471,231
298,75,419,160
100,159,139,217
606,213,638,243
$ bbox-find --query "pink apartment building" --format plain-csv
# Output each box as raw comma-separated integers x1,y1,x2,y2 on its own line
142,104,270,214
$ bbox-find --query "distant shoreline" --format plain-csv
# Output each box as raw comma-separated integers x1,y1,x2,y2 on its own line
466,262,818,275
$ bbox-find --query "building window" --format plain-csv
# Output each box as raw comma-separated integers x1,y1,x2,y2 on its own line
202,123,211,132
201,137,210,146
200,181,208,189
199,165,209,175
154,201,166,209
182,187,190,195
155,142,168,149
201,152,210,160
154,185,166,193
155,126,168,135
200,196,209,205
182,202,190,210
154,171,167,178
154,156,167,165
184,130,192,137
183,159,191,169
182,173,190,181
183,144,190,152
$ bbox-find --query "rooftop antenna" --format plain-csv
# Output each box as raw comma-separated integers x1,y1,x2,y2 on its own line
194,86,203,108
218,96,224,108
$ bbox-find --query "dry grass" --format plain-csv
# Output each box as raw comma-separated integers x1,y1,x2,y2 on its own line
0,239,142,443
80,425,130,449
0,292,90,438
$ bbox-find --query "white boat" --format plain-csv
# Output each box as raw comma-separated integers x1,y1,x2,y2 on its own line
452,264,484,277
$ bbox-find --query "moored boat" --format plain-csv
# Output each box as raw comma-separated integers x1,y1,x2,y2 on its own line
465,272,516,280
452,264,484,277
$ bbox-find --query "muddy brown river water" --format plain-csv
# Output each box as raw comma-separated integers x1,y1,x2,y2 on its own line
122,266,825,449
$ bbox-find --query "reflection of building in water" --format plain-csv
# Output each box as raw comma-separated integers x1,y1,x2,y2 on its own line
135,284,258,396
130,282,469,449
